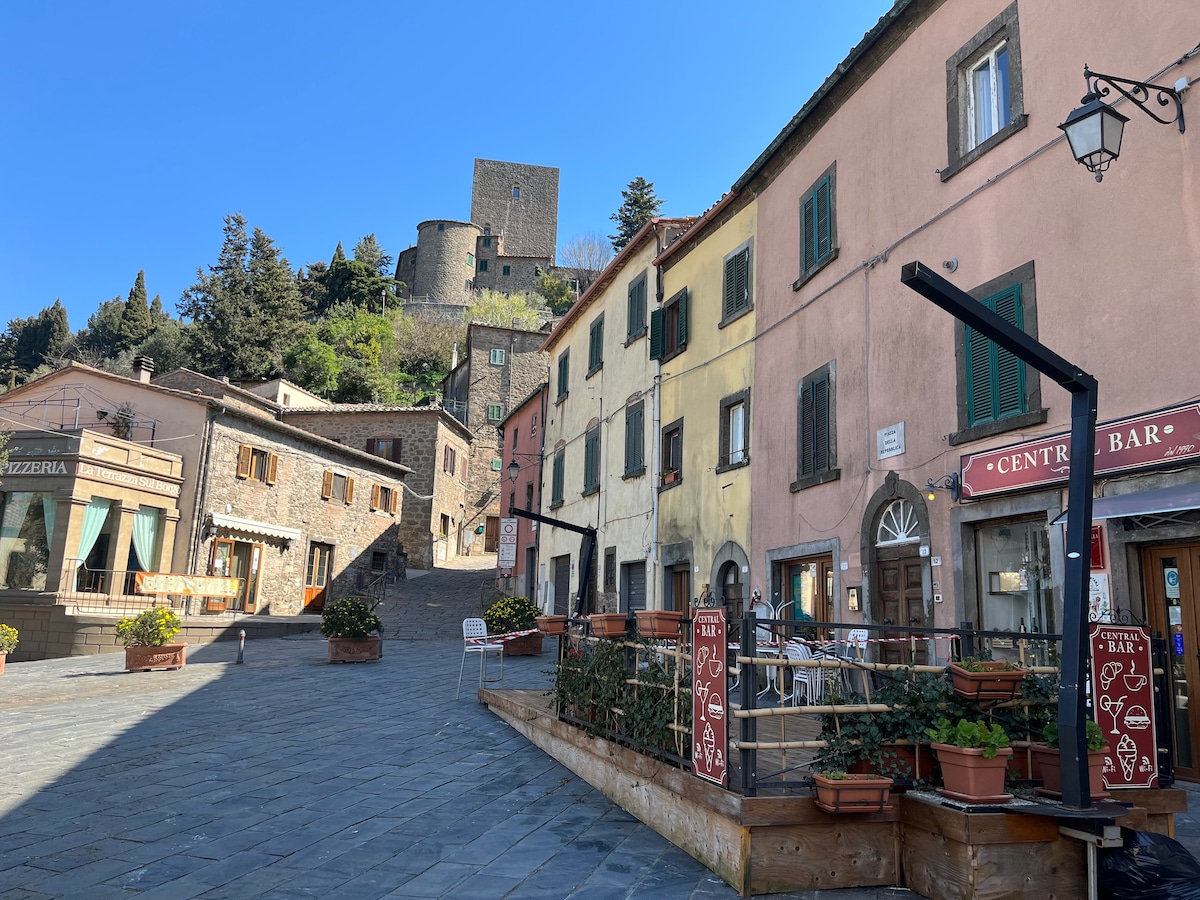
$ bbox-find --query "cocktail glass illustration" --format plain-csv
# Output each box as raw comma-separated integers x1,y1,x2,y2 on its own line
1099,694,1126,734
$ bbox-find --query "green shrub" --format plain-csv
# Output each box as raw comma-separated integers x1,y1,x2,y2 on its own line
927,718,1010,758
115,608,183,647
321,598,382,639
1043,718,1107,751
483,595,538,635
0,624,18,654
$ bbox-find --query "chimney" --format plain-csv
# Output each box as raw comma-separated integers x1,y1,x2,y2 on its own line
132,356,155,384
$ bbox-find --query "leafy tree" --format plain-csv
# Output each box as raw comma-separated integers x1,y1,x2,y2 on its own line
285,331,342,397
392,312,463,391
559,232,613,292
297,260,330,313
324,258,400,314
467,289,546,330
353,233,393,277
609,177,664,252
537,271,575,316
77,296,127,356
179,214,307,380
14,301,71,373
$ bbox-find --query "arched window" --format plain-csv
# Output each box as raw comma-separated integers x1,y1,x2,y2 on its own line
876,499,919,546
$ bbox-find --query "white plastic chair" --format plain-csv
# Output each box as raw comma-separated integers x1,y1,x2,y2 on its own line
845,628,871,697
784,642,824,706
457,618,504,699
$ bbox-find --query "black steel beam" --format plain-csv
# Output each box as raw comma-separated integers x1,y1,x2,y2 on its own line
901,261,1098,810
507,506,598,616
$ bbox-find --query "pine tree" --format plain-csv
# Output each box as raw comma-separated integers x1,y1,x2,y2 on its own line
332,242,346,262
608,177,664,252
352,233,393,277
117,270,153,351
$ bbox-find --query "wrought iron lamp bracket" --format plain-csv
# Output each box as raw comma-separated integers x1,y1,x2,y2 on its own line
1083,65,1186,133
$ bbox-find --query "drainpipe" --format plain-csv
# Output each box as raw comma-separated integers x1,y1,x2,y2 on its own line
649,221,668,612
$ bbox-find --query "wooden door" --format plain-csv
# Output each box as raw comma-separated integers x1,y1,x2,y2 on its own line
304,542,333,612
553,555,571,616
670,568,691,612
484,517,500,552
1145,544,1200,779
875,550,926,664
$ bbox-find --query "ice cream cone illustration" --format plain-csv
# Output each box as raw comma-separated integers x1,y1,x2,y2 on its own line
1117,734,1138,780
702,721,716,768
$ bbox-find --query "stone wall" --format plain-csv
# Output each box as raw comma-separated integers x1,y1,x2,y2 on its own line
413,220,481,304
472,233,552,296
280,409,471,571
471,159,559,260
198,418,405,615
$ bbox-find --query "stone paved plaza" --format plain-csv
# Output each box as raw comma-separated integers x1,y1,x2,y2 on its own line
0,557,1194,898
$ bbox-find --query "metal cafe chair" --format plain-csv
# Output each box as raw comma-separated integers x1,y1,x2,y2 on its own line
457,618,504,699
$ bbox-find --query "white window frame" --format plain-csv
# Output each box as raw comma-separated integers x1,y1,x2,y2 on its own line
967,40,1010,151
490,348,506,366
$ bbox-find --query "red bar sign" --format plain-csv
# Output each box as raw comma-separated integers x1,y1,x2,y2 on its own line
692,608,728,786
1089,624,1158,789
961,402,1200,499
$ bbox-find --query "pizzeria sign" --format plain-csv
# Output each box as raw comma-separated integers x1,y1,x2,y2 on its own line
960,402,1200,499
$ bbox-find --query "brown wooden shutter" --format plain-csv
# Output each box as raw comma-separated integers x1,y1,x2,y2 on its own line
390,487,399,514
236,445,252,479
371,484,381,511
391,439,402,462
321,470,334,499
461,458,467,481
366,438,377,455
266,453,279,484
345,477,355,505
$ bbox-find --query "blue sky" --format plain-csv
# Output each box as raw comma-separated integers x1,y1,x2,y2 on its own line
0,1,895,331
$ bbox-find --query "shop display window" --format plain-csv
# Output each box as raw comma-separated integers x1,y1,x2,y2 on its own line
0,491,54,590
975,519,1054,659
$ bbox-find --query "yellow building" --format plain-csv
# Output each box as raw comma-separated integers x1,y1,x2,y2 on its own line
654,193,756,613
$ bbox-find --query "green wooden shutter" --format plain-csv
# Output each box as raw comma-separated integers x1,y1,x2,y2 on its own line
677,289,688,349
815,177,832,262
735,248,748,312
800,381,815,476
723,255,738,318
631,405,643,471
993,286,1025,419
552,451,564,504
802,195,816,272
812,374,829,473
965,285,1024,426
649,307,664,360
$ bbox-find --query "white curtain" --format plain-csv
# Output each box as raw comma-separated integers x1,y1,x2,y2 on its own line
131,505,160,572
75,498,112,568
0,492,33,587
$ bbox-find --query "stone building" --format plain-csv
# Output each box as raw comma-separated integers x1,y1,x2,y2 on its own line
442,324,550,554
470,159,559,260
0,363,410,659
280,405,473,571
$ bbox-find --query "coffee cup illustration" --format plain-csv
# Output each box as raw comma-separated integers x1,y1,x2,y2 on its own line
1123,673,1147,692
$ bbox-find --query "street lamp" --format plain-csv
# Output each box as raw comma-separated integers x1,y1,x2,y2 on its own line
924,473,961,502
1059,65,1187,181
507,452,542,483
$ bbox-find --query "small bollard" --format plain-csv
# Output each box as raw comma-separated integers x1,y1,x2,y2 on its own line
237,629,246,664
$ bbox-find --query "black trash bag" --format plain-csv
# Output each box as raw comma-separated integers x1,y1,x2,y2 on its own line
1099,828,1200,899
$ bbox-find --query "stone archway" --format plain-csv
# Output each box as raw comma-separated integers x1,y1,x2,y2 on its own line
710,540,750,614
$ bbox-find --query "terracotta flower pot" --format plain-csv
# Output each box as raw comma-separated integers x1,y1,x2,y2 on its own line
932,742,1013,803
0,652,6,674
635,609,682,639
327,636,382,663
813,773,894,813
125,643,187,672
1031,744,1110,799
589,613,627,638
949,661,1026,701
536,615,568,636
848,743,936,786
503,633,544,656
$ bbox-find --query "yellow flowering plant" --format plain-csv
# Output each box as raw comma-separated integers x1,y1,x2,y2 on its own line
0,624,18,654
115,608,183,647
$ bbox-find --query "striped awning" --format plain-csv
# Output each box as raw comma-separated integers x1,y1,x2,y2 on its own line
209,512,302,542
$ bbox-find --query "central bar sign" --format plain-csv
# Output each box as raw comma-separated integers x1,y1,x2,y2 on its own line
1089,624,1158,788
692,608,727,786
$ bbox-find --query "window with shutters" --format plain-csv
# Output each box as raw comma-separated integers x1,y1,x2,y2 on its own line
478,259,488,272
791,363,839,491
587,314,604,375
624,400,645,478
443,445,457,475
367,438,401,461
660,418,683,490
604,547,616,591
236,445,278,484
718,389,750,471
550,449,565,508
794,164,837,289
490,348,506,366
943,3,1025,182
951,261,1044,444
583,425,600,495
721,243,752,325
371,484,398,514
321,471,355,504
502,265,511,276
649,288,687,362
556,349,570,402
626,274,647,342
487,404,503,422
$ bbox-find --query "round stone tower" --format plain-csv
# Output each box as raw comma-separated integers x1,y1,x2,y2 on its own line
413,220,482,304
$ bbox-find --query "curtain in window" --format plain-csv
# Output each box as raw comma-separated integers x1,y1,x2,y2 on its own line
0,492,33,586
41,493,56,549
75,498,112,568
131,505,160,572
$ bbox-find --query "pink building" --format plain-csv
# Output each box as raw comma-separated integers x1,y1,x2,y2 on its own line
742,3,1200,770
497,384,548,602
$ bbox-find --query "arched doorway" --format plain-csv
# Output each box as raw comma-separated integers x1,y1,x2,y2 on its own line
861,473,931,665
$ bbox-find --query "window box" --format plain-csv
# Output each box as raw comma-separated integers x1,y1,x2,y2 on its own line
812,773,894,814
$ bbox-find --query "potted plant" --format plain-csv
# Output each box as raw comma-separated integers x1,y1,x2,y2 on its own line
588,612,628,638
483,595,543,655
812,770,894,814
635,608,683,639
116,607,186,672
927,717,1013,803
321,597,383,662
661,467,679,486
0,624,17,673
949,656,1027,701
1032,719,1110,799
535,613,568,636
